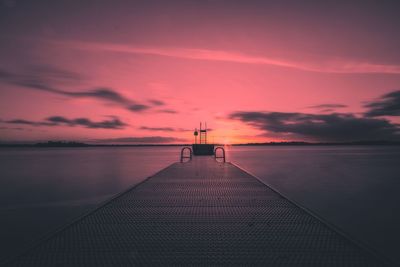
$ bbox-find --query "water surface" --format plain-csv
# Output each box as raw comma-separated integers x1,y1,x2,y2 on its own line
228,145,400,263
1,146,399,263
0,146,180,261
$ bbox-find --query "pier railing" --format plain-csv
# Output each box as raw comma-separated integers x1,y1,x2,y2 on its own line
180,147,192,162
214,146,226,162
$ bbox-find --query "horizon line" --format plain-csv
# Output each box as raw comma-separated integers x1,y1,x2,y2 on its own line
1,140,399,147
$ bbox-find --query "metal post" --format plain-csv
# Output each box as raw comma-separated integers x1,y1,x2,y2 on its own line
180,147,192,163
214,146,226,162
205,122,207,144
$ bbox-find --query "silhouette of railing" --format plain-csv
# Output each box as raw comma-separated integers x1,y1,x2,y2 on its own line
180,147,192,162
214,146,226,162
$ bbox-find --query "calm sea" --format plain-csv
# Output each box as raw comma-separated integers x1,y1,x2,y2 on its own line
1,146,399,262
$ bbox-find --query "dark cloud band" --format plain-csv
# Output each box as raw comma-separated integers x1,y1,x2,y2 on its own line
5,116,127,129
229,111,399,142
97,136,185,143
364,90,400,117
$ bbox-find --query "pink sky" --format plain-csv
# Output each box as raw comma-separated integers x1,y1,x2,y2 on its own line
1,1,400,143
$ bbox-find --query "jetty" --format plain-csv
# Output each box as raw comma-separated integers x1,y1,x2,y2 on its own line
5,127,387,266
6,154,386,266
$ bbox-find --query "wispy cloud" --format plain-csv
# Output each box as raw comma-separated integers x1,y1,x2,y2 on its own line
5,119,54,127
139,126,192,132
364,90,400,117
307,103,348,113
156,109,179,114
0,67,168,113
50,39,400,74
140,126,175,132
148,99,165,106
4,116,127,129
0,126,25,131
308,104,347,109
0,65,83,89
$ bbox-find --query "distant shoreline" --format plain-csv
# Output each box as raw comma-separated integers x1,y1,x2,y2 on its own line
1,140,400,147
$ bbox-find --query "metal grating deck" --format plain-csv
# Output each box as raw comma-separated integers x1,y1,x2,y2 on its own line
6,157,385,266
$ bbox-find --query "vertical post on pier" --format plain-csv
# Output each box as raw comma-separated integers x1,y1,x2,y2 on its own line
194,128,198,144
199,122,208,144
205,122,207,144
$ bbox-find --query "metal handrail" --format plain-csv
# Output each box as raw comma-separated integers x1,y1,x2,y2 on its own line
180,147,192,163
214,146,226,162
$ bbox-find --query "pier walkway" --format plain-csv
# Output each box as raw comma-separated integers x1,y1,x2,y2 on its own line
8,157,385,266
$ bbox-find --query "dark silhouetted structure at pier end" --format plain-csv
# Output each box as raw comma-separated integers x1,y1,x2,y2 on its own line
192,122,214,155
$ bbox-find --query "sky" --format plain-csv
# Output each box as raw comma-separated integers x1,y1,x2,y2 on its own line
1,0,400,144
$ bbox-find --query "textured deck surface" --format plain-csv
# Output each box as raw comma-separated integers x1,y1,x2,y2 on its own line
8,157,384,266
